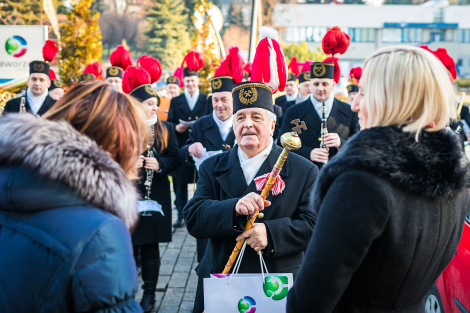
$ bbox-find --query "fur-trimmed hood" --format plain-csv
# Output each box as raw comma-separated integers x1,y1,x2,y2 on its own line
0,114,139,230
313,126,470,210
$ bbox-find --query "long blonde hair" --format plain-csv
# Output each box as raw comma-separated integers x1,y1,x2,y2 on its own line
361,46,455,137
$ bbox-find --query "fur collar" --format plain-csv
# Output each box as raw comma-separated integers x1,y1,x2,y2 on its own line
0,114,139,230
314,126,470,210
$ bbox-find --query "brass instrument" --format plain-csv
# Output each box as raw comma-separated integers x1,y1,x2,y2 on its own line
0,91,12,116
457,92,466,121
19,89,26,114
142,124,155,217
318,102,329,164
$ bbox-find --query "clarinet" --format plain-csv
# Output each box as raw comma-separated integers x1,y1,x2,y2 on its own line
319,102,329,164
142,124,155,216
19,91,26,114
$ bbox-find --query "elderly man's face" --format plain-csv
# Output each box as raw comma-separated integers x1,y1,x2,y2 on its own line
298,81,311,97
234,108,275,158
105,77,123,92
166,84,180,98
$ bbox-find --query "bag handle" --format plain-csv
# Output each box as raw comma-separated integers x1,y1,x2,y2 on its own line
228,242,269,285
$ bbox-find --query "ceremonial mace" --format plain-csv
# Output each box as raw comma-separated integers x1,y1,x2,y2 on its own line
222,120,306,274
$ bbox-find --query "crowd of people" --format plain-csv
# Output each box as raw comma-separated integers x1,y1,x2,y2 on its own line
0,26,469,313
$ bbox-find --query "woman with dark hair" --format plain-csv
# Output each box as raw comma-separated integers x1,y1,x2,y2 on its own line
124,65,181,312
287,46,470,312
0,81,148,312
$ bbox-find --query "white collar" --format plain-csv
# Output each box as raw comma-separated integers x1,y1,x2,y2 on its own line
295,94,310,104
310,92,335,118
27,88,48,115
285,90,298,102
145,115,158,126
184,88,200,111
237,138,274,185
212,111,233,130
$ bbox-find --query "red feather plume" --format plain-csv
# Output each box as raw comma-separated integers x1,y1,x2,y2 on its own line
322,26,350,56
182,49,205,72
49,69,57,80
122,66,151,94
173,67,184,87
419,45,434,54
137,55,162,84
42,40,58,65
349,67,362,84
301,60,313,73
110,45,133,71
433,48,457,81
288,57,300,76
214,46,244,84
323,57,340,83
84,61,105,81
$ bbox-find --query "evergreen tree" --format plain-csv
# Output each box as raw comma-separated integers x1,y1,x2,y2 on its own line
59,0,103,86
283,42,326,63
145,0,190,70
0,0,65,25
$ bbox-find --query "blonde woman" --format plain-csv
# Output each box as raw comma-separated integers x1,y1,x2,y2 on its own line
287,46,470,313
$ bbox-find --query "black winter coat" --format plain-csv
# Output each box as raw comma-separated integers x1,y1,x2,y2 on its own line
183,143,318,277
0,114,142,312
279,97,359,169
287,126,470,313
132,121,181,245
167,91,206,184
4,93,56,116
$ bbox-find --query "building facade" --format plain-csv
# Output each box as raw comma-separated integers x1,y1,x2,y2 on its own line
273,4,470,76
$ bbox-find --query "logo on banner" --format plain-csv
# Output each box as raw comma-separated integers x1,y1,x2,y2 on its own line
5,36,27,58
263,276,289,301
238,296,256,313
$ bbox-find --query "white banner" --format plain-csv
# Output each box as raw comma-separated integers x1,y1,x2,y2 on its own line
0,25,48,81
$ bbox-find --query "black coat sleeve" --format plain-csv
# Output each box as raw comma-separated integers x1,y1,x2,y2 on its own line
183,161,243,239
179,120,201,164
263,165,318,258
3,99,16,113
155,124,181,176
167,98,178,131
286,171,390,313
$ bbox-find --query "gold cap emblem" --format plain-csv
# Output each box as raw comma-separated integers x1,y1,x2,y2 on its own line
313,64,326,77
53,80,62,88
212,78,222,90
239,87,258,105
168,76,177,83
347,85,352,93
303,72,310,81
33,63,45,72
188,70,196,75
145,85,155,96
109,67,119,76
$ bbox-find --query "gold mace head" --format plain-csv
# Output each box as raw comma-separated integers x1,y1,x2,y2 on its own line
280,132,302,151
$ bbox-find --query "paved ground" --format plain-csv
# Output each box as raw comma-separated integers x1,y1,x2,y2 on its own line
135,186,198,313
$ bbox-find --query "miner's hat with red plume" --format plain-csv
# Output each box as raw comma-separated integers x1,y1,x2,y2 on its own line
84,61,105,81
168,67,183,87
211,46,244,93
42,40,59,65
182,49,205,77
298,61,313,84
347,67,362,93
287,57,300,82
48,69,63,91
110,45,133,71
106,67,123,79
122,66,158,103
250,27,287,93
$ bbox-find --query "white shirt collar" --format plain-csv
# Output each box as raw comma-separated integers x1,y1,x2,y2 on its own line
285,90,298,102
27,88,48,115
310,92,335,118
212,111,233,141
237,137,274,186
184,88,200,111
295,94,310,104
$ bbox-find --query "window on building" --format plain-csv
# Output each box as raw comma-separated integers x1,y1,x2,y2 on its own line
445,29,454,42
347,28,375,43
402,28,424,42
457,59,463,66
306,27,314,42
457,29,470,43
382,28,402,43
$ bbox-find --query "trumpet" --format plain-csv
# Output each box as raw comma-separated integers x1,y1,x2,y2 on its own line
318,102,329,164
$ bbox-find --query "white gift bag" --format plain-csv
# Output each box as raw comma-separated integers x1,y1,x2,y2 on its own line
204,241,293,313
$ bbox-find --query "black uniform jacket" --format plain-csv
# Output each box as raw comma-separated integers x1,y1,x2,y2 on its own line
287,126,470,313
132,121,181,245
180,114,235,164
204,94,213,116
4,94,56,116
279,97,359,168
275,94,296,115
167,91,206,184
183,143,318,279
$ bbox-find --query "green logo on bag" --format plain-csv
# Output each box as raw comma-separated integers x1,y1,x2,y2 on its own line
263,276,289,301
238,296,256,313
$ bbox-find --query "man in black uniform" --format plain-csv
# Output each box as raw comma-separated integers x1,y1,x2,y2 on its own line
180,75,236,262
4,61,56,116
168,67,207,228
275,73,298,115
280,61,359,169
184,81,318,313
